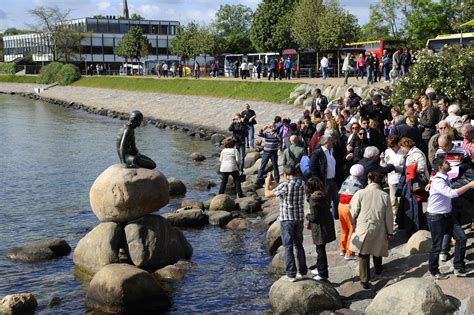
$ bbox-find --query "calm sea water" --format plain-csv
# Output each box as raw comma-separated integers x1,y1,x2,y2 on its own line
0,95,273,314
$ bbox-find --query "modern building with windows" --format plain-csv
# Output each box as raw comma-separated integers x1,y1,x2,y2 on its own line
3,17,180,69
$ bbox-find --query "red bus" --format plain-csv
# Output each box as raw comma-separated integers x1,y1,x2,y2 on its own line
345,39,406,59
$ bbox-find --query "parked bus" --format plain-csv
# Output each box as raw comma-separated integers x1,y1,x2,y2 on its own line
246,52,279,77
345,39,406,59
426,32,474,52
223,54,244,77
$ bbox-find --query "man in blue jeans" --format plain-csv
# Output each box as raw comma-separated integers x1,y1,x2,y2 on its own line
257,124,280,185
265,166,307,281
427,157,474,280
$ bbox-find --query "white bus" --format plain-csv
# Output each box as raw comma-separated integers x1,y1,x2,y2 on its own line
246,52,279,78
223,54,244,77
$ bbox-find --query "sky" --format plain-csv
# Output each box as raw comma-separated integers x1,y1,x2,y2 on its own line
0,0,377,32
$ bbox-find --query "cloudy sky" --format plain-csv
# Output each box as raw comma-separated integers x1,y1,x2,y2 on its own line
0,0,377,32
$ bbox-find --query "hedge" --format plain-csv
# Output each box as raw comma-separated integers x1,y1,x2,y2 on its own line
0,62,16,74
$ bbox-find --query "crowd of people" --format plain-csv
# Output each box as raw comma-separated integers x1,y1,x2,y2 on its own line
221,88,474,288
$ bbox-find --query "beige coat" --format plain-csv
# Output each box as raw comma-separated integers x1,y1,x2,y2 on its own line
349,183,394,257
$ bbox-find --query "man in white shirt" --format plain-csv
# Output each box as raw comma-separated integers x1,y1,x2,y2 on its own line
320,55,329,80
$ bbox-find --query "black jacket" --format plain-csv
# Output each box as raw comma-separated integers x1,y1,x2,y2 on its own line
391,123,423,144
358,158,395,186
306,191,336,245
229,122,247,146
359,103,392,133
310,145,327,184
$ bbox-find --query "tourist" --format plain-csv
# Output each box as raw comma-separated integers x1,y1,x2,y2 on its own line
461,123,474,162
257,123,280,185
396,137,429,235
437,96,450,121
210,61,217,79
300,116,316,148
427,157,474,279
283,135,305,171
240,60,248,80
365,53,375,85
445,104,464,134
228,113,247,174
194,60,200,79
372,52,380,83
264,166,307,281
170,63,176,78
310,135,339,219
359,94,392,136
360,116,385,150
234,60,240,78
419,94,438,153
427,120,457,165
389,64,398,84
256,59,262,80
218,138,244,198
248,61,254,79
347,88,362,108
338,164,364,260
278,58,284,80
241,104,257,148
178,63,183,77
346,122,361,144
284,57,293,80
268,58,277,80
357,146,395,186
380,135,404,216
355,53,365,80
311,89,329,115
346,127,369,164
342,109,358,132
320,55,329,80
381,50,391,83
390,115,423,145
306,177,336,281
392,48,402,74
349,171,394,289
435,134,471,178
342,53,353,85
162,62,168,78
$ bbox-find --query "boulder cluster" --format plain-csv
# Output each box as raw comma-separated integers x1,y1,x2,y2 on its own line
74,164,193,313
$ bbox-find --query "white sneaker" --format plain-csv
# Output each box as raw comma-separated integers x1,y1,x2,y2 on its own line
344,254,357,261
310,269,319,275
339,252,345,256
280,275,296,282
440,253,448,262
296,273,308,279
313,274,327,281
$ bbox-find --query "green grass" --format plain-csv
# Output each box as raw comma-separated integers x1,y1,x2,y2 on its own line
72,76,298,103
0,75,38,84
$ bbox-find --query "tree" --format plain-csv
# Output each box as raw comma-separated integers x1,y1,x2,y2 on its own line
317,0,359,49
29,6,84,61
358,2,399,41
170,22,200,62
130,13,144,20
4,28,33,35
249,0,299,52
213,4,254,53
115,26,151,63
291,0,325,50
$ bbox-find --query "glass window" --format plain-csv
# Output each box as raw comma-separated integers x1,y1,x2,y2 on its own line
169,25,176,35
92,46,102,54
150,38,158,48
158,39,167,48
109,21,119,33
139,23,150,34
103,46,114,54
157,47,167,55
151,24,159,34
92,37,102,46
373,42,380,50
159,25,168,35
119,22,130,33
88,21,98,32
103,37,114,47
98,22,108,33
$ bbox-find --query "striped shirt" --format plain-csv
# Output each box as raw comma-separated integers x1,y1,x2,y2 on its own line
273,178,305,221
258,130,279,152
435,144,469,166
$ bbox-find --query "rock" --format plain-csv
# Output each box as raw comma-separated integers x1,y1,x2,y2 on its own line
209,194,235,211
86,264,170,313
90,164,169,222
294,84,307,93
190,152,206,161
264,211,280,226
168,177,187,197
266,220,281,254
152,265,185,281
210,133,226,144
0,293,38,314
244,151,261,168
244,158,272,176
192,178,216,190
303,96,315,111
269,278,343,314
48,296,62,308
256,188,266,198
203,199,212,209
73,222,122,275
226,218,252,230
124,215,193,271
162,209,207,228
235,197,261,212
268,250,285,275
366,278,456,315
7,238,71,263
181,199,204,210
294,94,306,106
404,230,432,255
207,211,233,226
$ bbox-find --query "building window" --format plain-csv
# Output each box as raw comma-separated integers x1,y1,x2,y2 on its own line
139,24,150,34
88,21,98,32
119,22,130,34
109,21,119,33
159,25,168,35
151,25,159,34
98,22,108,33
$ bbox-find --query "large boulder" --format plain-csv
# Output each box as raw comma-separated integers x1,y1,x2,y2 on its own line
404,230,432,255
244,158,272,176
90,164,169,222
244,152,261,169
73,222,123,275
269,278,343,314
366,278,456,315
210,133,226,145
266,220,281,254
168,177,187,197
191,178,216,191
162,209,207,228
152,265,185,281
207,211,233,227
268,250,285,275
264,211,280,226
226,218,252,230
7,238,71,263
124,215,193,271
235,197,261,212
86,264,170,313
181,199,204,210
190,152,206,161
0,293,38,314
209,194,235,211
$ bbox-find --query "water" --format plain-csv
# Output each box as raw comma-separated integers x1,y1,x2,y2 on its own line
0,95,273,313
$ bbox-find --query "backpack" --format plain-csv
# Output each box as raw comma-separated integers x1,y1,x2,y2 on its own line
299,155,311,179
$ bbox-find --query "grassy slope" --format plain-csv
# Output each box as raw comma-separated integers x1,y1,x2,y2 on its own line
72,76,297,103
0,75,38,83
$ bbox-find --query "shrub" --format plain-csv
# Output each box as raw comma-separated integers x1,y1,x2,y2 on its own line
57,64,81,85
388,45,474,108
0,62,16,74
37,62,63,84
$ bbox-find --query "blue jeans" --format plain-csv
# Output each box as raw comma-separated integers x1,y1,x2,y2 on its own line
441,217,467,270
245,124,255,147
236,144,245,174
322,67,328,80
367,67,373,84
257,151,279,183
326,179,339,220
280,220,307,278
427,213,466,275
383,66,390,81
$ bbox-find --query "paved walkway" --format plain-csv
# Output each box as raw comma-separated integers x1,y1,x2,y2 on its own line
0,82,303,133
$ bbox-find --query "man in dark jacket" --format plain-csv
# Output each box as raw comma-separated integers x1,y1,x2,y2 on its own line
359,94,392,134
357,146,395,186
360,117,386,151
391,115,423,145
229,113,248,174
348,88,362,108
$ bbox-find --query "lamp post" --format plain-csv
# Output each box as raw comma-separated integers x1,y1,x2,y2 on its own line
460,0,465,45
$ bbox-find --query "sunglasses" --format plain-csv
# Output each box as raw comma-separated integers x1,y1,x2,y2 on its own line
358,132,366,135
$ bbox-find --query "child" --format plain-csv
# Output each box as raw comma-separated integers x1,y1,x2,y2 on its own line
389,64,399,84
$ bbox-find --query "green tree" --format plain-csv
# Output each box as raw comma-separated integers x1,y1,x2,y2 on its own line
358,1,401,41
317,0,359,49
130,13,144,20
249,0,299,52
115,26,151,62
291,0,325,50
213,4,254,53
29,6,85,61
170,22,200,61
4,28,33,35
